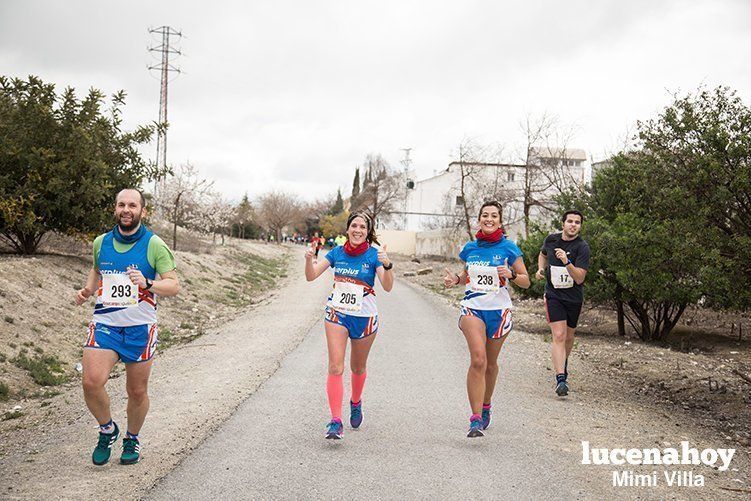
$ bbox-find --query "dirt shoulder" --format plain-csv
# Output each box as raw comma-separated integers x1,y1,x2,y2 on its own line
393,254,751,490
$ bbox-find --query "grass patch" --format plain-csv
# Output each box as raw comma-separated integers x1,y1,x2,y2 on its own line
3,410,23,421
159,328,175,349
13,353,69,386
0,380,9,400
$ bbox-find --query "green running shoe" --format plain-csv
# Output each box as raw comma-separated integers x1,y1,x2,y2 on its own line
92,422,120,465
120,437,141,465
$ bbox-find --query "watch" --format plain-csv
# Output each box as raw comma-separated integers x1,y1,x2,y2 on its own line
383,262,394,270
145,278,153,290
510,269,517,280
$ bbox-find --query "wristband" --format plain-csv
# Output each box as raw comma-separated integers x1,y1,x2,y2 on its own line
383,262,393,271
455,274,461,285
510,269,517,280
145,278,153,290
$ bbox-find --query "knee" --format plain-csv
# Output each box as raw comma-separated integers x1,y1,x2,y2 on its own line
351,366,366,375
328,364,344,376
485,361,499,374
552,330,567,343
82,374,107,395
126,384,148,402
470,355,487,372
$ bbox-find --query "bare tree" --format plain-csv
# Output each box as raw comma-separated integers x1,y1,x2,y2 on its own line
518,113,584,237
257,190,301,243
154,162,213,250
357,153,405,227
446,138,516,240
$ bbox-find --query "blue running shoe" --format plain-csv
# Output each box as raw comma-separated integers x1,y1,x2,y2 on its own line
325,419,343,439
481,406,491,430
467,417,484,438
350,401,363,429
556,380,569,397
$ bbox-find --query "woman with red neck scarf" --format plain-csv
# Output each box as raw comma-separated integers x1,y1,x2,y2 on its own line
305,212,394,439
443,201,530,438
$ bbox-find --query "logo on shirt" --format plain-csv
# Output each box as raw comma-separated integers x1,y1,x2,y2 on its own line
362,263,370,271
470,260,491,267
337,267,360,276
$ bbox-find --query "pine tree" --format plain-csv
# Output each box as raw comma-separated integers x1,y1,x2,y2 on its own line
330,188,344,215
351,167,361,200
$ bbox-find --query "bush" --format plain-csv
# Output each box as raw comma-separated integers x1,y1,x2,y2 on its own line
13,353,68,386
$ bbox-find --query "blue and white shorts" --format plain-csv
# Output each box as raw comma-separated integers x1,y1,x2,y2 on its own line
84,322,158,363
325,307,378,340
459,306,513,339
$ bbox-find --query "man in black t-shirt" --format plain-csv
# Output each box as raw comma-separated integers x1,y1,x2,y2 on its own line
535,210,590,397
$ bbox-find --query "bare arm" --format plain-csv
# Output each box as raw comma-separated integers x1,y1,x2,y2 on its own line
565,264,587,285
75,267,100,306
553,248,587,285
443,263,467,288
536,252,548,281
125,268,180,297
375,245,394,292
505,256,530,289
305,243,331,281
375,266,394,292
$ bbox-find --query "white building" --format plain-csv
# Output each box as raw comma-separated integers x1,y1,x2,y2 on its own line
402,147,589,240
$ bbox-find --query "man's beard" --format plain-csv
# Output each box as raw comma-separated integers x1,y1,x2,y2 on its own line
116,212,141,232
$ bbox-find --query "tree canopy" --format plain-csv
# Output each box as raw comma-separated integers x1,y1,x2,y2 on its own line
0,76,156,254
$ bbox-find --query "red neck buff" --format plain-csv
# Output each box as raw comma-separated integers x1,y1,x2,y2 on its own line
344,240,370,256
475,228,504,243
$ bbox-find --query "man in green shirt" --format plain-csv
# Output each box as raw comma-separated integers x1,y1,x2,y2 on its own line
75,188,180,465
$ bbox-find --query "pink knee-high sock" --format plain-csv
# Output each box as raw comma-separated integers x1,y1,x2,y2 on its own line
350,371,367,404
326,374,343,419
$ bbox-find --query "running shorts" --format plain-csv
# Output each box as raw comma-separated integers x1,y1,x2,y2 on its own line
84,322,158,363
325,307,378,340
459,306,513,340
544,295,583,328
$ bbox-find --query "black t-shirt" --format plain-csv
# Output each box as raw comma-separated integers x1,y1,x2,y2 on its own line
541,232,590,303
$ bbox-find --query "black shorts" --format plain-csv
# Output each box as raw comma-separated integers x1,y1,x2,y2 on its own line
544,295,583,329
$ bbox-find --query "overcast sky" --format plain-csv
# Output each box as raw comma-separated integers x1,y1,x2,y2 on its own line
2,1,750,202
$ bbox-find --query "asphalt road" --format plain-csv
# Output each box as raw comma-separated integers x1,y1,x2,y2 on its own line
149,278,604,500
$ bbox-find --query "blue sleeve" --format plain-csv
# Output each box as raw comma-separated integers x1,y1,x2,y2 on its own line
325,246,339,266
373,248,383,268
458,242,471,262
507,241,523,261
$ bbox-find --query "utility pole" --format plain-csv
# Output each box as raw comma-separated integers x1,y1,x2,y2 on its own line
148,26,182,198
400,148,413,230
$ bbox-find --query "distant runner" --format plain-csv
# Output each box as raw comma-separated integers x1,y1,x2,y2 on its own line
75,189,179,465
444,201,530,437
305,212,394,439
535,210,590,397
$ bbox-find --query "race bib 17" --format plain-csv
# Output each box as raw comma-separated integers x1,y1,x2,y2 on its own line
550,265,574,289
331,281,364,312
468,265,500,293
101,273,139,307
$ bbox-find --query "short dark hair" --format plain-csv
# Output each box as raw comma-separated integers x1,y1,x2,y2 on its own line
116,188,146,209
562,210,583,223
477,200,503,220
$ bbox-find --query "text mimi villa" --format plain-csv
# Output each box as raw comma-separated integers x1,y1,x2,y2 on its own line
581,441,737,488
